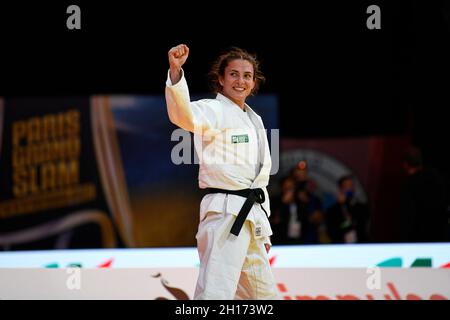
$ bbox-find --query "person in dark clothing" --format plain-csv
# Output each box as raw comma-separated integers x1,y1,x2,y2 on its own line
274,175,328,245
295,184,327,244
274,161,330,244
400,147,448,242
326,175,370,243
269,175,296,244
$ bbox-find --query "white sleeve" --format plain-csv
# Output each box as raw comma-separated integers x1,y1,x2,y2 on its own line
165,69,218,133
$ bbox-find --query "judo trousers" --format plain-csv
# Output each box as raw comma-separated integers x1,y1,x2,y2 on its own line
194,211,279,300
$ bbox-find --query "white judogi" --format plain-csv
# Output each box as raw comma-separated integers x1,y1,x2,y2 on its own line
165,70,279,300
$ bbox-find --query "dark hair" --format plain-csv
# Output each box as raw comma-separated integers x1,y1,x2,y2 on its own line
337,174,354,188
208,47,265,95
403,146,423,167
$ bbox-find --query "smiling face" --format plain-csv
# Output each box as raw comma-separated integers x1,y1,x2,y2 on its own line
219,59,255,109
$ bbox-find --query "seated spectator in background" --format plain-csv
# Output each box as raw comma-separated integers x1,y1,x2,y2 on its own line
326,175,370,244
399,147,448,242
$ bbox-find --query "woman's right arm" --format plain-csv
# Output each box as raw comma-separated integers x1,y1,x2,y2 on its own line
165,44,216,133
168,44,188,85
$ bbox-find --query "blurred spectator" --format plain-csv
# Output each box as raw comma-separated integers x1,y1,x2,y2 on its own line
326,174,370,243
290,160,318,194
399,147,448,242
270,176,297,244
272,161,330,244
295,182,330,244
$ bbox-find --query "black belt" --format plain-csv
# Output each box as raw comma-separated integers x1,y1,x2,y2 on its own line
206,188,267,236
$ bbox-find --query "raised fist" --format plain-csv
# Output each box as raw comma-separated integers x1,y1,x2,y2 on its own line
168,44,189,70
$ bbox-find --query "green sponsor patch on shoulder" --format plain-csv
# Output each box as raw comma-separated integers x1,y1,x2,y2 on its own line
231,134,249,144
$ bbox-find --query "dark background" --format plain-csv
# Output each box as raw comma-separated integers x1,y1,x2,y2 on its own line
0,1,449,213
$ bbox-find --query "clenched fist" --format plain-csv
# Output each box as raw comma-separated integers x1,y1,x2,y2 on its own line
168,44,189,84
168,44,189,70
